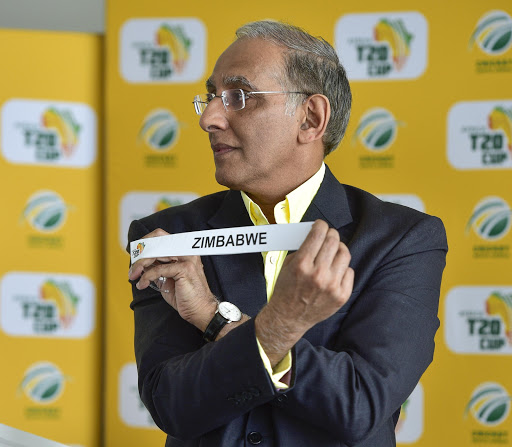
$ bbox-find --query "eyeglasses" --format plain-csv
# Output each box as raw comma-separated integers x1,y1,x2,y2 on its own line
193,88,309,115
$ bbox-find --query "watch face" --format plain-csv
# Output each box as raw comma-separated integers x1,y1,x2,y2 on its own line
218,301,242,322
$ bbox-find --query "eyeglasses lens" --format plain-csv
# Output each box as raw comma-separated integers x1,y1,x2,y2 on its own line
193,95,207,115
193,89,247,115
224,89,245,111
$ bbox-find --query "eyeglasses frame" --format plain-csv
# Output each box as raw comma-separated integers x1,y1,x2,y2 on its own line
192,88,310,115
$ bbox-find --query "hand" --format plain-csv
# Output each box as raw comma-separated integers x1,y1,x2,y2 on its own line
128,228,218,330
255,220,354,366
274,219,354,330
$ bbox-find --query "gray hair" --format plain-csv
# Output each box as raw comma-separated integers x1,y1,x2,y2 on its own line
236,20,352,156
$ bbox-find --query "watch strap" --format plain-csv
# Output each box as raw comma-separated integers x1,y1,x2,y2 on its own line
203,311,228,342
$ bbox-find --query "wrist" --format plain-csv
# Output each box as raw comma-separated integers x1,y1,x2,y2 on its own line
194,296,219,332
259,300,310,337
202,300,243,342
255,304,305,368
216,313,250,340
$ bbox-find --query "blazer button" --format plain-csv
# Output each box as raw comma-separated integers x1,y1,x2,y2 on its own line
274,393,288,408
276,394,288,403
247,431,263,444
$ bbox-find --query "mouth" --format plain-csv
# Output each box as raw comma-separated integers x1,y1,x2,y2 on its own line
211,143,237,156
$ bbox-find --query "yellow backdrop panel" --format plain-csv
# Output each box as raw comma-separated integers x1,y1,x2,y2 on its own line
0,30,102,447
106,1,512,446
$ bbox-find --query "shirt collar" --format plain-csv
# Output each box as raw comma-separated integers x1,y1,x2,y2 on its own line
241,163,326,226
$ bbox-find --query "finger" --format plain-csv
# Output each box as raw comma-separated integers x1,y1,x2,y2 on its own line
296,220,329,262
312,228,341,267
156,256,179,263
129,257,161,280
136,260,184,290
331,242,351,280
140,228,170,239
339,267,355,304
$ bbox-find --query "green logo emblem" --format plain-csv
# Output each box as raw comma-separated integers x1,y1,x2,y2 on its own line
465,382,511,426
354,108,401,150
466,196,512,241
18,362,66,404
21,191,68,233
138,109,179,150
469,10,512,55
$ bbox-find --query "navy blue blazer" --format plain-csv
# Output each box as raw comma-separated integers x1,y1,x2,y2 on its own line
128,166,447,447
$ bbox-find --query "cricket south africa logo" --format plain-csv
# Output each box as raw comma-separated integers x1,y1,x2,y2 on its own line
466,197,512,241
448,101,512,170
469,10,512,74
469,11,512,55
120,18,206,83
21,190,69,233
465,383,511,426
1,99,97,167
335,12,428,80
138,109,179,150
354,108,401,150
18,362,67,404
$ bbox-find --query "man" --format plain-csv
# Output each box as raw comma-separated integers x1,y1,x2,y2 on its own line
128,20,447,447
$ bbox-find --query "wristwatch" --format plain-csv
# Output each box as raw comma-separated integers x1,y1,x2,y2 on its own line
203,301,242,342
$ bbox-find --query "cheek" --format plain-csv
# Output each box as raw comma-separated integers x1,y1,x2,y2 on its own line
233,108,298,160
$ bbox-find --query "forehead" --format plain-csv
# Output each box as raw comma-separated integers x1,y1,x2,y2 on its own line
207,38,286,89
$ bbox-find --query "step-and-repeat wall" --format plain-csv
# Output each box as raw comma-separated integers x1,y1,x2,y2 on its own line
1,1,511,446
0,30,102,446
105,1,512,446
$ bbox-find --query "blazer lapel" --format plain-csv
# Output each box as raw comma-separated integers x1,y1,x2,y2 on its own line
206,190,267,317
302,165,353,243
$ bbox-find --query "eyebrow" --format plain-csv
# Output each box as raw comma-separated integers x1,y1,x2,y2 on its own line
205,75,259,92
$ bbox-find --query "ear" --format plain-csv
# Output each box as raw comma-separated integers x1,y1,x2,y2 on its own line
298,94,331,145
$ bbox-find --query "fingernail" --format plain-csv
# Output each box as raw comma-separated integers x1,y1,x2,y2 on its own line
136,281,141,290
128,266,133,278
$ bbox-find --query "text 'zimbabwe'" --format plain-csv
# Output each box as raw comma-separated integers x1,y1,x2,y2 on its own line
192,232,267,249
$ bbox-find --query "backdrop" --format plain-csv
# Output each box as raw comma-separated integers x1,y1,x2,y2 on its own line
0,29,102,447
1,1,511,446
104,1,512,446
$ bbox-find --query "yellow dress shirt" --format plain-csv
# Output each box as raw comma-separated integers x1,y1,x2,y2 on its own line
241,163,326,389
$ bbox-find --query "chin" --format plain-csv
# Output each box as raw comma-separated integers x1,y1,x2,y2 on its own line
214,170,243,190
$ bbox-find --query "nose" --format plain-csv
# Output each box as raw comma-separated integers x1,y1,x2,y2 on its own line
199,96,229,133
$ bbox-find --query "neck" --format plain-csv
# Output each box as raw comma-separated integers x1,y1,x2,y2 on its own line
246,193,279,224
245,164,323,224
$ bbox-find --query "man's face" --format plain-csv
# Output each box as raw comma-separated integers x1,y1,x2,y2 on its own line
199,38,302,196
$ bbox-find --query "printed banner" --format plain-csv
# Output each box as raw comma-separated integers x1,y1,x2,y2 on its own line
0,29,102,447
1,99,97,168
130,222,315,262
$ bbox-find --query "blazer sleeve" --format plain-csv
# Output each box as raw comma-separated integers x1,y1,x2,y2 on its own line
128,219,281,440
275,215,448,445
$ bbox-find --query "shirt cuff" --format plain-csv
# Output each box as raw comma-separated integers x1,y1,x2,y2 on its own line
256,336,292,390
